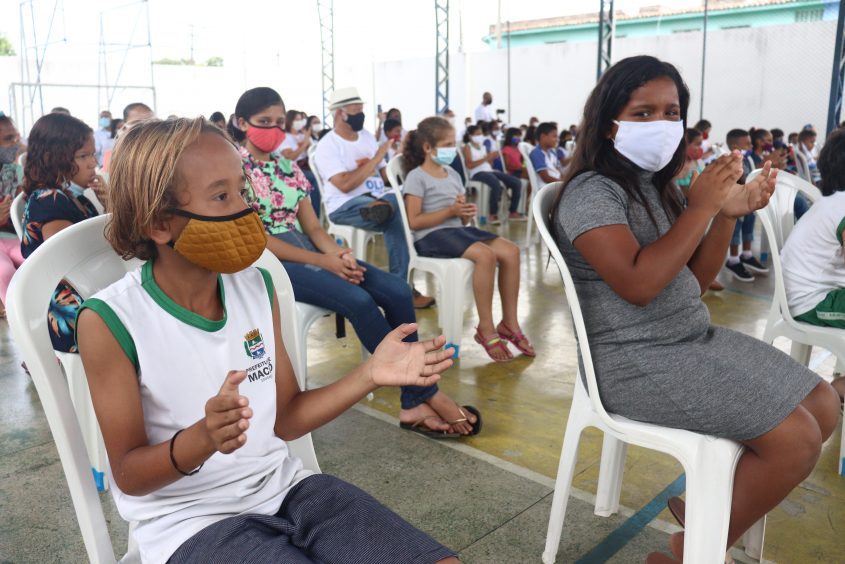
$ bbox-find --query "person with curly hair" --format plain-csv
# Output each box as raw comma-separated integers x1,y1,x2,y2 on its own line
21,112,106,352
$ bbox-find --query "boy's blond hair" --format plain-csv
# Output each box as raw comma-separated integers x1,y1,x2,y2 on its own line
107,117,231,260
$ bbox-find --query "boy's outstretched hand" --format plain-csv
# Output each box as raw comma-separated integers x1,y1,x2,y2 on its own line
366,324,454,388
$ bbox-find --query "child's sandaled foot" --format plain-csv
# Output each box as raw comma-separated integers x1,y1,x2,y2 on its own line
399,403,460,439
426,392,481,435
474,328,513,362
496,321,535,357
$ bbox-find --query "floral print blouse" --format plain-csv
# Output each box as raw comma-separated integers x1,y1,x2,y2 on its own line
240,146,313,236
21,188,99,352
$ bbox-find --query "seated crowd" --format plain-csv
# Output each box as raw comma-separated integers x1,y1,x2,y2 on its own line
1,54,843,563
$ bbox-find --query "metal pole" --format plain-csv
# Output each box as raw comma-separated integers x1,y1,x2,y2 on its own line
597,0,614,80
827,0,845,136
699,0,709,121
507,20,511,122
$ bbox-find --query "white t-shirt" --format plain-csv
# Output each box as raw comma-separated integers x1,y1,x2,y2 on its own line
466,142,492,177
313,130,386,214
279,132,309,162
782,191,845,316
86,264,311,563
474,104,494,123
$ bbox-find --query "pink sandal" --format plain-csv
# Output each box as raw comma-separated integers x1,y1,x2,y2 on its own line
474,328,513,362
497,322,536,357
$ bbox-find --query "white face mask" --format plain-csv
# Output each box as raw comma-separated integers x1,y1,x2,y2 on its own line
470,134,485,145
612,120,684,172
292,119,307,131
312,123,322,133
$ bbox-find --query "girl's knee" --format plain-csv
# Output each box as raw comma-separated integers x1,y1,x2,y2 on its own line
805,381,841,441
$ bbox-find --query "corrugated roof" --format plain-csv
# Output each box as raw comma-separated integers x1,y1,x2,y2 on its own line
488,0,801,35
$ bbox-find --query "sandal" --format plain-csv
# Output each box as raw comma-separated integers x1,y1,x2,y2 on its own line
667,496,685,527
400,416,461,439
446,405,483,436
496,322,536,357
474,328,513,362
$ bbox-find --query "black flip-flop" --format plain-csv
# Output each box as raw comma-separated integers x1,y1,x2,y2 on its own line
400,416,461,440
461,405,482,436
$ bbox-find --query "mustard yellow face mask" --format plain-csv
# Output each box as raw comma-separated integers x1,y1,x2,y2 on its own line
169,207,267,273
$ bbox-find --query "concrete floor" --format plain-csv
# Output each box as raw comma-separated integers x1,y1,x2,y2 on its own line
1,219,844,563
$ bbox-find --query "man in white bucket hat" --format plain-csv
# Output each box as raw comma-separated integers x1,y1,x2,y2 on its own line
314,87,435,308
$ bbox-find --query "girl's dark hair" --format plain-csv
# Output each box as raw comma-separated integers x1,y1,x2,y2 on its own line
559,130,573,144
209,111,225,123
463,124,481,144
23,113,92,195
284,109,301,132
685,128,702,144
524,125,537,144
504,127,521,147
228,87,284,143
819,128,845,196
403,116,453,172
386,108,401,122
693,119,711,132
110,118,123,138
751,128,770,148
478,120,491,135
551,55,689,230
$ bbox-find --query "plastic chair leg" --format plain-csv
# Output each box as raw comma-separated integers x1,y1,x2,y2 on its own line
437,270,469,357
594,434,627,517
294,318,311,390
742,516,766,560
352,230,370,263
543,381,594,564
789,341,812,365
682,455,738,564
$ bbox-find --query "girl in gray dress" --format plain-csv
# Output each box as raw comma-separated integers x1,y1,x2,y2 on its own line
550,55,840,562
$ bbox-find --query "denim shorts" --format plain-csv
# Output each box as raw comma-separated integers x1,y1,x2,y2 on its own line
414,226,497,259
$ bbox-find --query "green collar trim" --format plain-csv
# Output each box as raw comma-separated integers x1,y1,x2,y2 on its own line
141,261,227,332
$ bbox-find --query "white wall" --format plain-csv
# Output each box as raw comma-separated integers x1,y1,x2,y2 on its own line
371,20,835,142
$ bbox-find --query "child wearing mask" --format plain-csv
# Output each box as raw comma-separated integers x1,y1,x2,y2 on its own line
404,117,534,362
552,55,838,563
75,117,462,564
21,112,106,351
781,127,845,400
501,127,524,178
462,124,523,224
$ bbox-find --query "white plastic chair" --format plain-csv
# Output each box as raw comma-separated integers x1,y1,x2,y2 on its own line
519,141,545,248
10,191,24,239
791,145,813,184
752,170,845,474
6,215,321,563
308,151,376,262
386,154,475,356
533,183,765,563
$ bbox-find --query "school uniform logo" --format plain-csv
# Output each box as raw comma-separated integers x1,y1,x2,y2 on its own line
244,328,266,360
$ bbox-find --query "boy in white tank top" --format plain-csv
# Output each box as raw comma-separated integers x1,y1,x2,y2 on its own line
76,118,461,564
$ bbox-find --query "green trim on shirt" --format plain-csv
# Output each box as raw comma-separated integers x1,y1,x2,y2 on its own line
256,267,275,308
141,261,227,332
836,216,845,247
76,298,139,371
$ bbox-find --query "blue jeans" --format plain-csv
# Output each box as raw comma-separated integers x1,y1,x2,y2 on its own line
274,231,435,409
301,169,321,219
794,192,810,221
328,193,410,280
472,171,522,215
731,214,755,247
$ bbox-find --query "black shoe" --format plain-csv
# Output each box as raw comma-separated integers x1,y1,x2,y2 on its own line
359,203,394,225
725,260,755,282
740,255,769,274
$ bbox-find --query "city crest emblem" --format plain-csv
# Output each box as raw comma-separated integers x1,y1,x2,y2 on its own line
243,328,266,360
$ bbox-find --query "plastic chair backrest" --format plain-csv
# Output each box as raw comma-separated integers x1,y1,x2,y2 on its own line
532,183,618,429
519,142,542,192
385,154,419,262
455,143,471,187
10,191,24,239
752,170,822,331
307,151,327,201
747,169,821,248
790,145,812,183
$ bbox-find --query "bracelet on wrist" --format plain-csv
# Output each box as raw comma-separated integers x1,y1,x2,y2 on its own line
169,428,203,477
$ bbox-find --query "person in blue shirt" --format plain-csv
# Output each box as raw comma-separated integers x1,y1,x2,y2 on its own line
529,122,564,185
